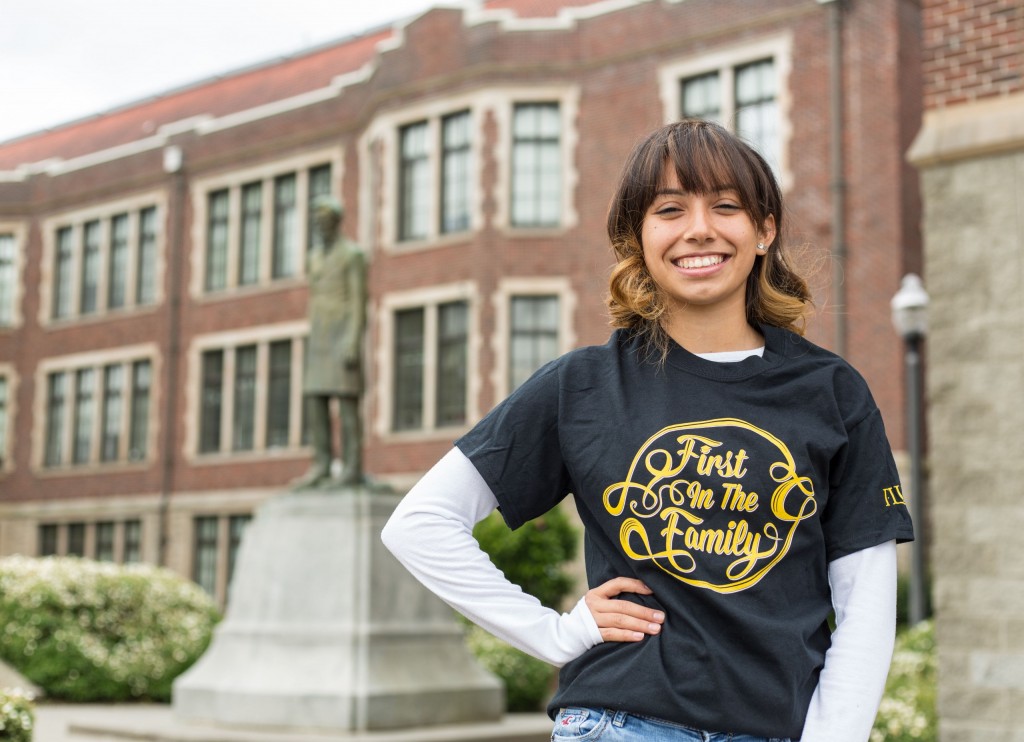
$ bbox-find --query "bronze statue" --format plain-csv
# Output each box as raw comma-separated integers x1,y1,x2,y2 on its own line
293,197,367,489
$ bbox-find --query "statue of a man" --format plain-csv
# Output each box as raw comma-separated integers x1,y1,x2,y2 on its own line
294,197,368,489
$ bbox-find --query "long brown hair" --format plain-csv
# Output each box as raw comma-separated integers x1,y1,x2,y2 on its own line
607,119,811,359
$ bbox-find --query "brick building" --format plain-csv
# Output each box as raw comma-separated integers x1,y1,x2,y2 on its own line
908,0,1024,738
0,0,922,606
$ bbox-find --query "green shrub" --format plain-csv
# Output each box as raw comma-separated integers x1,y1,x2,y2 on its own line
872,620,936,742
0,556,220,702
470,505,579,711
0,688,35,742
473,505,578,610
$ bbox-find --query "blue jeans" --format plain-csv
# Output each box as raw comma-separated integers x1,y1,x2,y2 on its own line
551,708,791,742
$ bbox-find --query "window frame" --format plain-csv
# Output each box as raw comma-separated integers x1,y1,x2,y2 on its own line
658,34,793,191
40,195,165,325
190,148,342,298
33,344,159,472
0,364,17,473
0,224,27,329
377,283,479,440
490,277,577,400
187,322,308,461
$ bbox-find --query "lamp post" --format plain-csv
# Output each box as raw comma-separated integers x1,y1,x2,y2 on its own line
891,273,929,625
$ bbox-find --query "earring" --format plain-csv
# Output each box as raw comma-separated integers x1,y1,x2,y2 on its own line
756,242,767,253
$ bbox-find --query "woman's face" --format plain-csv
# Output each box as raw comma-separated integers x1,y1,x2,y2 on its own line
640,168,775,322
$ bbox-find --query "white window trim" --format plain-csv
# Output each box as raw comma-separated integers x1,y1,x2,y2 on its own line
490,276,577,400
658,33,794,192
491,86,580,234
0,363,17,474
374,282,480,441
361,93,487,254
185,321,309,462
32,343,161,473
0,222,28,329
39,193,167,326
189,147,343,299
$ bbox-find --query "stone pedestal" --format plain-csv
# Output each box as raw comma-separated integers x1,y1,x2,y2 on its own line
172,488,504,732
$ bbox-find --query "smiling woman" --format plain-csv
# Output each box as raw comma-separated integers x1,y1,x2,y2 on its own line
383,119,914,742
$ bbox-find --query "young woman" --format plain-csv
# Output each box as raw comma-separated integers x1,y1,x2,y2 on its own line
382,120,913,742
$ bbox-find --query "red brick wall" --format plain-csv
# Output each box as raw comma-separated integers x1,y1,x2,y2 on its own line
922,0,1024,108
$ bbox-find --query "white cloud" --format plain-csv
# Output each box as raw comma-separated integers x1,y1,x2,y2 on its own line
0,0,440,142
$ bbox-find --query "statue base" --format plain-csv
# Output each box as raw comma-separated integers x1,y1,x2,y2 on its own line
172,486,504,732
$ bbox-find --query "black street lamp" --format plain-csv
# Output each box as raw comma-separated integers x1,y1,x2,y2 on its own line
891,273,930,625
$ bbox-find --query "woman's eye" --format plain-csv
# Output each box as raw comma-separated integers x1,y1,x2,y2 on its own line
715,203,741,211
654,205,681,215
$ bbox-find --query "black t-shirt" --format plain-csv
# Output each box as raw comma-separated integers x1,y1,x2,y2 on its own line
456,326,914,738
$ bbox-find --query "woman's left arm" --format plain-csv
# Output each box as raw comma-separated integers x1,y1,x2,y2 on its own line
799,540,897,742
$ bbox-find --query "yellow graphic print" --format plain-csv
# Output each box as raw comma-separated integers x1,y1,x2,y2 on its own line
602,419,816,594
883,485,906,507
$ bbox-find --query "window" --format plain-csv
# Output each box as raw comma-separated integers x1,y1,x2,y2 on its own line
0,232,17,326
232,345,257,452
136,207,158,306
492,277,575,398
239,183,262,287
44,372,68,466
0,375,9,469
382,109,475,247
108,214,129,309
193,516,219,596
79,221,101,315
40,352,154,469
67,522,86,557
100,364,124,463
307,165,332,253
53,227,74,320
72,369,95,464
128,361,151,461
198,161,333,293
393,308,425,431
199,350,224,454
511,103,561,228
509,295,560,391
38,524,58,556
271,174,298,279
206,190,229,292
662,37,791,183
265,340,292,448
387,297,471,434
123,520,142,563
46,202,162,322
193,329,305,457
436,301,468,427
95,521,115,562
399,121,430,242
441,111,472,235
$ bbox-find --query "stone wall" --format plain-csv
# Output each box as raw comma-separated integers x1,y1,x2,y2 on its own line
910,90,1024,740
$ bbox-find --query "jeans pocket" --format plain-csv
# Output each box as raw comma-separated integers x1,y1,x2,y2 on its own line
551,707,609,741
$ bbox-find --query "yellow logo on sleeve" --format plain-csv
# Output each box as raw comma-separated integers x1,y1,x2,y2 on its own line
602,419,816,594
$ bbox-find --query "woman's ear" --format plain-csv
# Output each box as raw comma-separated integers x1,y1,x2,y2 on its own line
760,214,777,247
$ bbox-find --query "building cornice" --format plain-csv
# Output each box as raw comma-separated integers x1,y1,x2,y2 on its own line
908,91,1024,168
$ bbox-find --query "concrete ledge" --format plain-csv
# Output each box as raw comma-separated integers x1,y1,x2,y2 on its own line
47,704,551,742
908,91,1024,167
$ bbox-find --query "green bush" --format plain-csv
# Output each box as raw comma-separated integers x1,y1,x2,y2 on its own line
473,505,578,610
470,505,579,711
871,620,936,742
0,688,34,742
0,556,220,702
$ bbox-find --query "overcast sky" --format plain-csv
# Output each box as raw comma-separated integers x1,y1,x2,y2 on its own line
0,0,442,143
